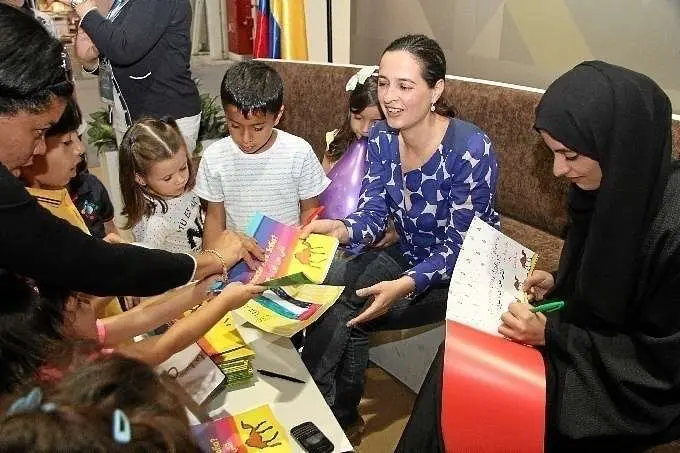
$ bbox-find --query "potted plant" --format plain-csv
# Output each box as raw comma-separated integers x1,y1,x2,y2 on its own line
86,108,123,219
195,92,227,157
87,108,117,155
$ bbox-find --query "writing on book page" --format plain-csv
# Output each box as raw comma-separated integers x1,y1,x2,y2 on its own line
446,217,537,336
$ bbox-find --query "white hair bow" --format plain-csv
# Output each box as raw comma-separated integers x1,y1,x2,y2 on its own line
345,65,378,92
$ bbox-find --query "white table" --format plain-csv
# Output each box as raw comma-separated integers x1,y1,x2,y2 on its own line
204,314,353,453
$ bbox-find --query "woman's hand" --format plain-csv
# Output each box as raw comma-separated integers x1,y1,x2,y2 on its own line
75,28,99,68
498,302,547,346
300,219,350,244
373,218,399,248
48,0,98,18
521,270,555,302
347,276,415,327
211,229,265,271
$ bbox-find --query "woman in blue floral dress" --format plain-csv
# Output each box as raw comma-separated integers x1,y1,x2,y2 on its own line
301,34,500,435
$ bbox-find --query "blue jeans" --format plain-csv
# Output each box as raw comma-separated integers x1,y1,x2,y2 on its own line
302,244,447,427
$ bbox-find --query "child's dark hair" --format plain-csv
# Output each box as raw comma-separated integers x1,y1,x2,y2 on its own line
327,74,382,163
0,271,68,394
46,98,82,137
220,60,284,117
118,117,195,230
383,34,457,118
0,354,202,452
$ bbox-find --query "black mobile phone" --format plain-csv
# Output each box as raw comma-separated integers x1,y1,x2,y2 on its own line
290,421,334,453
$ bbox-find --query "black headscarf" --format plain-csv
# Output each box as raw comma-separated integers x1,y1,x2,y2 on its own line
534,60,672,328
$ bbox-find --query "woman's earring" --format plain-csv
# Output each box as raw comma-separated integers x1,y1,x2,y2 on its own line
430,103,436,112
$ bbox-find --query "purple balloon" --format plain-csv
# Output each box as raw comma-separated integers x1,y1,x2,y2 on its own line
319,137,369,220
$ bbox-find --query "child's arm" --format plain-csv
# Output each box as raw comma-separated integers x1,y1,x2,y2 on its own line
104,219,119,237
101,278,218,344
300,196,321,226
202,200,226,249
116,283,265,366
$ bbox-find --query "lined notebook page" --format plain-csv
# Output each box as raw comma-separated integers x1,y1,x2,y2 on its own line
446,217,537,336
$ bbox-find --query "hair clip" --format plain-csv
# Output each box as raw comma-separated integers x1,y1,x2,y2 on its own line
346,65,378,92
112,409,132,444
6,387,59,416
7,387,46,415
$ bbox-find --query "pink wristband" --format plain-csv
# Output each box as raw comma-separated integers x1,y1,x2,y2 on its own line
95,318,107,344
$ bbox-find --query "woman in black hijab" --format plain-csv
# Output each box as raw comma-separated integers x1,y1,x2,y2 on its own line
395,61,680,452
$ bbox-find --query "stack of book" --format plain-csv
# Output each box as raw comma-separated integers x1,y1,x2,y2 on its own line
198,313,255,387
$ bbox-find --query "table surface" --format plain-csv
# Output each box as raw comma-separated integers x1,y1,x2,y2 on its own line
204,314,353,453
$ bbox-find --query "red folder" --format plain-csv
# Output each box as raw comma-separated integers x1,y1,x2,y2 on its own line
441,321,546,452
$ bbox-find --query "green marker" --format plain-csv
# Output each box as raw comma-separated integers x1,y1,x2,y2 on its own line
530,300,565,314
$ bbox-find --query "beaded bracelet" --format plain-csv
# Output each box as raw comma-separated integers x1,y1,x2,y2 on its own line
203,248,227,278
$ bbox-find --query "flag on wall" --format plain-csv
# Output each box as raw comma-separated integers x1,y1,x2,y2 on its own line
254,0,308,60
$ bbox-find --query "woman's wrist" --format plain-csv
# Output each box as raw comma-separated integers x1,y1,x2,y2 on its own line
194,252,224,281
336,220,352,244
396,275,417,299
73,0,98,18
82,59,99,73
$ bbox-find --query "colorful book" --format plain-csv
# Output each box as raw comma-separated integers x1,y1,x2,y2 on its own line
228,212,339,285
196,313,256,387
192,404,291,453
236,284,344,337
442,216,545,453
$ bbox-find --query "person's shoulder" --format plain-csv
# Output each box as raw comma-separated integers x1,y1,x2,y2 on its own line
443,118,493,156
274,129,313,149
0,163,32,206
368,120,394,138
201,137,237,161
78,171,106,191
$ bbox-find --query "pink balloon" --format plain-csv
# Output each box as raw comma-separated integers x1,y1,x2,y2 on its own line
319,137,369,220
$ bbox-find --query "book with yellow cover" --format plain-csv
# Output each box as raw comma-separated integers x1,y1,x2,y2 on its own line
192,404,291,453
228,212,339,285
235,284,344,337
196,313,256,386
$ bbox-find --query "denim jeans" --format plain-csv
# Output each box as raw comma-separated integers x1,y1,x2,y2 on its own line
302,244,448,427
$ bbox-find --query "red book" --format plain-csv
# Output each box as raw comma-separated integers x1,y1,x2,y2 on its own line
441,218,545,452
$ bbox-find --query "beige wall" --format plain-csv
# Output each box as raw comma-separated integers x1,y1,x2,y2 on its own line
305,0,351,63
350,0,680,113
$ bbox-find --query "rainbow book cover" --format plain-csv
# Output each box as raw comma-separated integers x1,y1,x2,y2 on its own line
192,404,291,453
235,284,344,337
228,212,339,285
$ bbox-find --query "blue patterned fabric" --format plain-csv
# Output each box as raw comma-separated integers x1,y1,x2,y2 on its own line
343,119,500,294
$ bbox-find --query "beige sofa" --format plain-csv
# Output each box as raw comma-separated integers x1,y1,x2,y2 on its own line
261,59,680,392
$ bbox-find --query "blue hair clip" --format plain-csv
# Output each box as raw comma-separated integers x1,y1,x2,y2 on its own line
112,409,132,444
7,387,43,415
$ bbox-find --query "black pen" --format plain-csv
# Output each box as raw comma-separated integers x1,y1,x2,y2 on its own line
257,369,305,384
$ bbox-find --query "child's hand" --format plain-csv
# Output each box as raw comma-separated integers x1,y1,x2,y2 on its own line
103,233,125,244
217,282,266,309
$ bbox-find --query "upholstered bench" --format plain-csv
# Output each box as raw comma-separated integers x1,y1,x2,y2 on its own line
262,59,680,391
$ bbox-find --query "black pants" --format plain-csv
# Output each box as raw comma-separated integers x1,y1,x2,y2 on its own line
395,342,445,453
301,245,447,428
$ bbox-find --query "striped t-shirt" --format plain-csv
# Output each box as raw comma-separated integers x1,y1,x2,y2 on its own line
194,129,330,232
